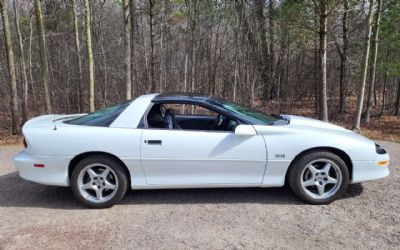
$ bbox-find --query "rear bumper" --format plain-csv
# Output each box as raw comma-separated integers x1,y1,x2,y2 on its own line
351,154,390,183
13,150,70,186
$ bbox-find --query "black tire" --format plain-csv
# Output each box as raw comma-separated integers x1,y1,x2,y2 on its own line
287,151,350,205
71,155,128,208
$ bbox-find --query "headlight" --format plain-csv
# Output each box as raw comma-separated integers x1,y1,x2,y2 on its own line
375,143,387,154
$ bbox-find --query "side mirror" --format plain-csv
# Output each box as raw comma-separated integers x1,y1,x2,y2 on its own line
234,125,257,136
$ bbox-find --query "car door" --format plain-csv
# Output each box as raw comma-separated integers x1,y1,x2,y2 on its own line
140,129,267,185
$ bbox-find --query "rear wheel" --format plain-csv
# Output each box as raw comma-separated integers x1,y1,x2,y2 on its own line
71,155,128,208
288,151,349,204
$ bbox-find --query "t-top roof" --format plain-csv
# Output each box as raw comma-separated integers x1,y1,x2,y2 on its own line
153,92,214,103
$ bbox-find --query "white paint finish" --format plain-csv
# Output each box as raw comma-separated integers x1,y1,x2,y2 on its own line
350,151,391,183
140,129,266,185
13,150,70,186
20,122,145,188
255,115,390,186
254,118,376,162
351,161,389,183
120,158,148,188
282,115,350,132
261,160,292,187
13,94,390,190
24,125,143,158
234,124,257,136
111,93,157,128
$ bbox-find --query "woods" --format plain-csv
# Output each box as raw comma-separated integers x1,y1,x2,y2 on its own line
1,0,400,136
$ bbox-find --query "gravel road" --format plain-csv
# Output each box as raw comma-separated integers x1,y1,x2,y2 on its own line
0,141,399,249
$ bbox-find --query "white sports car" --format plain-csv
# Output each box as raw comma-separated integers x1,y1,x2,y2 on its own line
14,93,390,208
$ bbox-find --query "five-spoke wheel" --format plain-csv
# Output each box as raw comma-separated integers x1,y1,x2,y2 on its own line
71,155,128,208
77,164,118,203
288,151,349,204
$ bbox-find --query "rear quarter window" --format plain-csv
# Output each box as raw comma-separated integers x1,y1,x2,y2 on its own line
64,101,132,127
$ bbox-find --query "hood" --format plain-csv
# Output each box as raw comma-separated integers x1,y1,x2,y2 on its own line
282,115,350,133
255,114,374,145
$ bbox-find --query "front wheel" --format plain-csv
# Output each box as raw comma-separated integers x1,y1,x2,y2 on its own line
288,151,349,204
71,155,128,208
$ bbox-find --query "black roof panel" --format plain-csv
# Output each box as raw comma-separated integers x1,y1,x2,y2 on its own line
153,92,213,103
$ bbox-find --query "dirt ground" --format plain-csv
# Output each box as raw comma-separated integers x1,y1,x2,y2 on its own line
0,141,399,249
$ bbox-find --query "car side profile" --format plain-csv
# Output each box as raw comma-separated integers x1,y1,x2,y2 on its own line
13,93,390,208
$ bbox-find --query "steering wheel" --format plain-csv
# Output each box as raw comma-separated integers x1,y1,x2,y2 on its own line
213,114,227,130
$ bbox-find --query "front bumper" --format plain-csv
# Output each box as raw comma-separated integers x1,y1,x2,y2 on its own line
13,150,70,186
351,153,390,183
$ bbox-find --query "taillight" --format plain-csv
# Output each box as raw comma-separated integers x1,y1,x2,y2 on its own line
23,137,27,148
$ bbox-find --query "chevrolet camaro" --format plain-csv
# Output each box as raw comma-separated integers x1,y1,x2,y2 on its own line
13,93,390,208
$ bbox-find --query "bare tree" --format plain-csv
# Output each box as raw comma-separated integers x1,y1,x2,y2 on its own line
0,0,399,137
319,0,328,121
130,0,136,97
365,0,382,123
85,0,95,112
124,0,132,100
190,0,198,94
34,0,52,113
268,0,276,100
71,0,84,112
148,0,155,92
338,0,349,113
0,0,20,134
254,0,270,101
13,0,28,123
353,0,376,131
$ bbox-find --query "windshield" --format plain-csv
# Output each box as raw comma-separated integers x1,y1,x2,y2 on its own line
64,101,132,127
209,99,281,125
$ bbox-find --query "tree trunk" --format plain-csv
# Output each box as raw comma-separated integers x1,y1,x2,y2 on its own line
85,0,95,112
130,0,136,97
71,0,84,112
268,0,276,100
339,0,349,113
149,0,155,92
190,0,198,94
0,0,20,134
28,15,37,108
365,0,382,123
254,1,270,101
34,0,52,114
353,0,376,131
314,19,319,115
184,52,189,93
124,0,132,100
319,0,328,121
13,0,29,123
395,78,400,116
159,0,165,92
380,47,390,116
233,17,239,101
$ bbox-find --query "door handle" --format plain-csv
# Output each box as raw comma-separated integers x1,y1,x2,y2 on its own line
145,140,162,145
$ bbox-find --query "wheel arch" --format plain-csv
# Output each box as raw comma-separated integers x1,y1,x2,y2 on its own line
285,147,353,182
68,151,131,186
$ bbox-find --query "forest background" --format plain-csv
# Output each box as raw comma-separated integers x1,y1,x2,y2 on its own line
0,0,399,144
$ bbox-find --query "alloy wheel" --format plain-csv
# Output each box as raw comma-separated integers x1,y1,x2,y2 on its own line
299,159,343,200
77,163,119,203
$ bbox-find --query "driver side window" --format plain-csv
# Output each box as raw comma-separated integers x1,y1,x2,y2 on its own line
146,103,238,132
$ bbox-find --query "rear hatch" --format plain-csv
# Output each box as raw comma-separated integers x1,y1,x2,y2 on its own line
23,115,83,129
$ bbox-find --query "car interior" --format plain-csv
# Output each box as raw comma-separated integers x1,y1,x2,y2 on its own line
146,103,238,132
